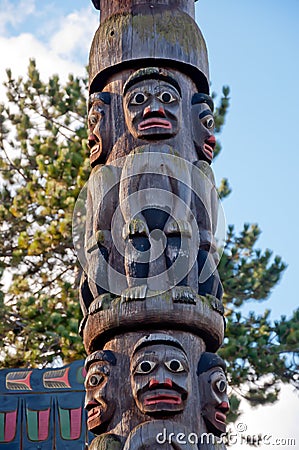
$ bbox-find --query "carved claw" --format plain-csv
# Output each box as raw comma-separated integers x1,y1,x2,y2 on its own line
122,218,149,240
165,219,192,237
88,294,114,314
172,286,196,304
121,285,147,302
86,230,111,253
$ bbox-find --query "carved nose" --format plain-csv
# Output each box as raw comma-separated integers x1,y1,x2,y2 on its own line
218,401,230,413
149,378,159,388
205,135,216,149
164,378,173,388
88,133,99,149
85,399,98,411
149,377,173,388
143,105,166,118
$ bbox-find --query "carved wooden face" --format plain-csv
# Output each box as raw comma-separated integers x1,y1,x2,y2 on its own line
191,101,216,162
84,360,116,433
124,79,182,140
198,367,229,435
130,343,190,415
88,93,111,165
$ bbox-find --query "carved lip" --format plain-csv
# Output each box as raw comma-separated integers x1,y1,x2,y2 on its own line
203,144,214,160
215,411,226,424
144,392,182,405
138,118,172,130
90,144,100,156
87,406,102,423
203,136,216,160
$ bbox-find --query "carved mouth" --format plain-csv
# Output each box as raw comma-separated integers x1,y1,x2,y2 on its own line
138,118,172,130
87,406,102,424
144,392,182,405
215,411,226,424
90,144,100,156
203,136,216,160
203,144,214,160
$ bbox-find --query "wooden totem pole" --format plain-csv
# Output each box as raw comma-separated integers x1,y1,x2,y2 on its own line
75,1,229,448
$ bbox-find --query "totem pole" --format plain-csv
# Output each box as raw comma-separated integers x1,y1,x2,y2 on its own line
74,1,229,448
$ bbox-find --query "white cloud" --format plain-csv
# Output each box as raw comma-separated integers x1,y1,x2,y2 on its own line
0,6,98,99
49,9,98,62
0,6,98,101
0,33,85,101
0,0,36,34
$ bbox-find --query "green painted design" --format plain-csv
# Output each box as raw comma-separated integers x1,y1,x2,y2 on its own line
76,367,85,384
59,408,70,440
0,413,4,442
27,410,38,441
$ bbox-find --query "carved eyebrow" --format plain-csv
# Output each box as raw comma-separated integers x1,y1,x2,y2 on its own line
87,364,110,376
207,368,225,382
88,92,111,107
128,89,150,98
198,109,214,120
154,84,179,94
191,93,214,111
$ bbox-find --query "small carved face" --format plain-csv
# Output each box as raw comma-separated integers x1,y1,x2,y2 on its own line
124,79,182,140
191,97,216,163
88,92,111,165
131,344,190,415
84,360,116,433
199,367,230,435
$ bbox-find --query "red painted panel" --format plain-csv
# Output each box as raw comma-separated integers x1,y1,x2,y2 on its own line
70,408,82,440
4,411,17,442
38,409,50,441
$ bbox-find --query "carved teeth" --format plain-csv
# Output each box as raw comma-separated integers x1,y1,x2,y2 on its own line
144,393,182,405
138,118,172,130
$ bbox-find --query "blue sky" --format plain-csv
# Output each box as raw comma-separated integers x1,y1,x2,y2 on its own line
197,0,299,322
0,0,298,445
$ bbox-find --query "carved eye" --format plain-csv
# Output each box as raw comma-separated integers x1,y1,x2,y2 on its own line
157,91,176,103
201,115,215,130
131,92,148,105
135,361,156,374
165,359,185,373
89,115,98,126
216,379,227,393
87,373,104,387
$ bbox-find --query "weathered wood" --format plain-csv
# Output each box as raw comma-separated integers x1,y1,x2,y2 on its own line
89,7,209,93
82,293,224,353
81,1,229,448
93,0,198,22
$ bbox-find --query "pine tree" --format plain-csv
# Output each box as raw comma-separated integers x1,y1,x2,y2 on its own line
0,61,297,417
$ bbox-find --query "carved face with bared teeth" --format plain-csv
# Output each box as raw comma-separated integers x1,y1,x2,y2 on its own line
191,93,216,163
84,350,116,433
197,352,230,436
130,338,190,415
124,77,182,140
87,92,111,165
